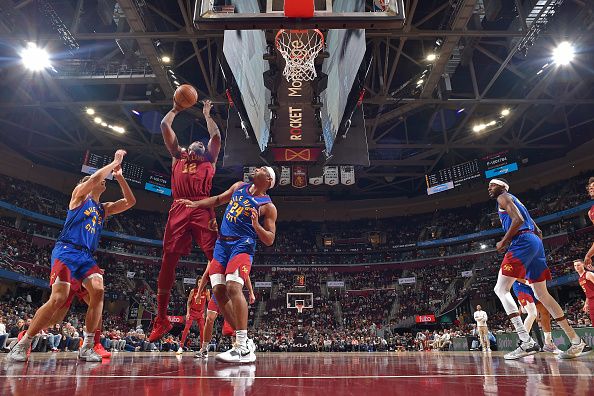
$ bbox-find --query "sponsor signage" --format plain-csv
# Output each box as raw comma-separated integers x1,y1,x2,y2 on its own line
415,314,436,323
327,281,345,288
255,281,273,288
398,277,416,285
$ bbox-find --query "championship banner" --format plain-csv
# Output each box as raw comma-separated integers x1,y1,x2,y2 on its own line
292,166,308,188
461,270,473,278
327,281,345,288
183,278,195,285
167,316,184,324
340,166,355,185
324,166,339,186
243,166,256,183
126,271,135,279
415,314,436,323
309,175,323,185
280,166,291,186
255,281,273,288
398,277,416,285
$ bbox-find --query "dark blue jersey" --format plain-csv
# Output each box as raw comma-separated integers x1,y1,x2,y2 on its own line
57,198,105,252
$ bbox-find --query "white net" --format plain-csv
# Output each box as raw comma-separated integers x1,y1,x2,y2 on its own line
275,29,324,82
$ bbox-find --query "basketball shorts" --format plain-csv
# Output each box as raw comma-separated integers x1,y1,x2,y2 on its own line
188,309,205,320
500,232,551,283
61,279,91,309
50,242,103,286
209,238,256,287
163,202,217,259
516,291,535,307
207,297,220,314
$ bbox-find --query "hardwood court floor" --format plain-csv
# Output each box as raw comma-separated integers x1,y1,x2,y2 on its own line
1,351,593,395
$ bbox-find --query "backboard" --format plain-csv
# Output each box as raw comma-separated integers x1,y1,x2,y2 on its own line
287,292,314,313
194,0,406,30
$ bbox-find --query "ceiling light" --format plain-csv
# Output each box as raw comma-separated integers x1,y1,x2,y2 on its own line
472,124,484,132
94,117,102,124
480,244,487,250
101,122,107,127
86,108,95,115
426,53,437,62
20,42,51,71
487,120,496,126
161,56,171,63
552,41,575,66
501,108,510,116
416,79,424,85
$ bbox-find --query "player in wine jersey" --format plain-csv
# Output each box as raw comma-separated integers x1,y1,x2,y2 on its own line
193,260,256,359
180,166,278,363
7,150,136,362
489,178,590,360
574,259,594,323
177,279,210,354
512,280,560,353
583,177,594,269
149,99,222,342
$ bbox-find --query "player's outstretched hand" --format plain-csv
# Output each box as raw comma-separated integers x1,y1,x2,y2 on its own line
249,293,255,305
178,199,203,208
173,99,184,113
584,256,593,270
202,99,213,118
113,149,127,166
495,240,507,253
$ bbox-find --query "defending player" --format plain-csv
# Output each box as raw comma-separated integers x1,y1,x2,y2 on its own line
583,177,594,269
512,280,561,353
7,150,135,362
574,259,594,324
177,278,210,354
180,166,278,363
149,99,222,342
489,178,590,360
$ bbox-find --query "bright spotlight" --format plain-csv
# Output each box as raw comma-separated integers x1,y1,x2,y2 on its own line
101,122,108,127
94,117,102,124
416,79,424,86
20,43,51,71
472,124,484,132
487,120,497,127
161,56,171,63
426,53,437,62
552,41,575,66
86,108,95,115
480,244,487,250
501,108,510,116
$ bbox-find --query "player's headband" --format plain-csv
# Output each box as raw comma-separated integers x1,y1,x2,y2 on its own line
264,166,275,189
489,179,509,191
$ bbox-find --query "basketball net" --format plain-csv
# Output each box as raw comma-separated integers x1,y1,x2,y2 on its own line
296,302,304,314
275,29,324,82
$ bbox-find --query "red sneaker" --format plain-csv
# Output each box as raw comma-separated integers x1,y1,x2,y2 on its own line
148,318,172,342
94,343,111,359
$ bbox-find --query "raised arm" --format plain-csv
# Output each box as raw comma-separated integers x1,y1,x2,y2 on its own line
496,194,525,252
160,102,184,159
203,100,221,164
585,243,594,269
250,203,277,246
71,149,125,209
103,166,137,217
178,181,243,209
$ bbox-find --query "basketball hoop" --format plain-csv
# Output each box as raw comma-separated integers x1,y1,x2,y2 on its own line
296,302,304,314
275,29,324,82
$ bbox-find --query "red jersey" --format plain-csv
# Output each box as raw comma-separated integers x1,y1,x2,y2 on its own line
189,289,208,313
589,205,594,224
579,272,594,300
171,151,214,200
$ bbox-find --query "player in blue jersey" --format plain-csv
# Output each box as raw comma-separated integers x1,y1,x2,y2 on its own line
7,149,136,363
180,166,278,363
489,178,590,360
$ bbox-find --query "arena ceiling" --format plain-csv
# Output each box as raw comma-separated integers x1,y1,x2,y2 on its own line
0,0,593,199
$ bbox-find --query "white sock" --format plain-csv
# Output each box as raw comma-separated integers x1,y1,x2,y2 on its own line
201,342,209,350
19,333,33,347
510,316,531,343
235,330,247,347
83,332,94,348
544,332,552,344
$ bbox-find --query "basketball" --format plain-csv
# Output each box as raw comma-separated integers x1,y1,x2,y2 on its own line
173,84,198,109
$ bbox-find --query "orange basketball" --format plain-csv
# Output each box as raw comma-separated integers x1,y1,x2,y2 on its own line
174,84,198,109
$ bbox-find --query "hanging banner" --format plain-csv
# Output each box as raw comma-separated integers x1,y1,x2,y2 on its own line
461,270,473,278
243,166,256,183
183,278,196,285
280,166,291,186
324,166,339,186
340,166,355,185
126,271,135,279
398,277,416,285
327,281,345,288
292,166,308,188
309,175,324,185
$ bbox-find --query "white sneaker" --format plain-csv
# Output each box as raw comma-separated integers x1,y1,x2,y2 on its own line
194,348,209,359
542,342,562,354
176,347,184,355
215,344,256,364
247,339,256,353
558,339,592,360
482,348,487,353
5,343,28,362
487,348,492,353
78,346,102,362
504,339,539,360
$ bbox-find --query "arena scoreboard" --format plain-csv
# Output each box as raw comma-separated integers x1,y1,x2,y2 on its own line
426,151,519,195
81,151,171,196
